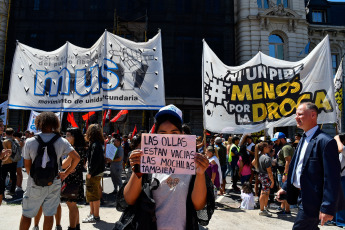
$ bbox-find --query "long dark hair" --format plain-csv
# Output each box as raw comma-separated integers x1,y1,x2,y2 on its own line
154,114,182,133
239,145,251,166
66,127,86,149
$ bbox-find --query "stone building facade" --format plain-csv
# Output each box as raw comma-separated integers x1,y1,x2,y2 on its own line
234,0,345,136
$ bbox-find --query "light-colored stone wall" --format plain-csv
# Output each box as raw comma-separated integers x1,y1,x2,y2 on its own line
235,0,309,64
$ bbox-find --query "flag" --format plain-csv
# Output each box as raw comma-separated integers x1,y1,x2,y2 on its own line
82,111,95,121
132,125,138,138
298,41,310,56
110,110,128,123
82,111,95,130
334,58,343,131
150,124,155,133
102,109,111,126
67,112,78,128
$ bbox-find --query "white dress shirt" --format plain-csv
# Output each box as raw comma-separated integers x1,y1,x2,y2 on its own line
292,125,319,188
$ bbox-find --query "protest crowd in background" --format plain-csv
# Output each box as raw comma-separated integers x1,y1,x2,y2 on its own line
1,103,345,229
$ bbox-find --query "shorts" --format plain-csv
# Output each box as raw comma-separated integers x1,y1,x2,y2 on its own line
277,173,283,188
86,176,102,202
258,173,272,193
17,157,24,168
22,179,61,218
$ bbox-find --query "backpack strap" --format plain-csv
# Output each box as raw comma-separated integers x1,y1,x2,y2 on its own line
47,134,60,145
34,135,45,145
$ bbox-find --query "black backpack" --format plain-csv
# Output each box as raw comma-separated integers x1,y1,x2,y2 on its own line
30,134,60,186
9,139,21,162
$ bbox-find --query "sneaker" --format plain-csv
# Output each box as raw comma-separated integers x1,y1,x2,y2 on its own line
55,225,62,230
264,206,269,211
32,226,39,230
259,210,272,217
277,210,291,215
276,207,283,211
15,186,23,192
82,214,95,223
94,216,100,222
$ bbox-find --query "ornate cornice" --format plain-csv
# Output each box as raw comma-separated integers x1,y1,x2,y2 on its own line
259,3,301,18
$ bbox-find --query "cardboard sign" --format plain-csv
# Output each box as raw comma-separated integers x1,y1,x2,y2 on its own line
106,144,117,160
140,133,196,175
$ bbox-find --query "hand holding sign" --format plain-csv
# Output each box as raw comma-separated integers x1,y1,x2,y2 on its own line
140,133,196,175
194,153,209,175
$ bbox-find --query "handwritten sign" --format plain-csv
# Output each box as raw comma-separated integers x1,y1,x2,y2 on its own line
140,133,196,175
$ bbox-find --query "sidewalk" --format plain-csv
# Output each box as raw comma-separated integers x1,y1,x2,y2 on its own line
0,188,341,230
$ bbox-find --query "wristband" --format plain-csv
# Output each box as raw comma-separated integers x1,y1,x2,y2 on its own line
132,165,143,179
283,173,288,176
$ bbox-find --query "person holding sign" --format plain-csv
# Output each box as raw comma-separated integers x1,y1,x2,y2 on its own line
106,136,124,194
115,105,215,230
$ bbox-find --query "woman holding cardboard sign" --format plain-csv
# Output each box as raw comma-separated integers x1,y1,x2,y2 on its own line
115,105,215,230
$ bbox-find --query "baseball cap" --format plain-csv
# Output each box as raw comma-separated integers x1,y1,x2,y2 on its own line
155,104,183,123
206,146,215,152
271,132,286,141
215,137,222,144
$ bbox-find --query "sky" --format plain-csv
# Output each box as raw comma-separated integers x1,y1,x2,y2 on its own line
328,0,345,2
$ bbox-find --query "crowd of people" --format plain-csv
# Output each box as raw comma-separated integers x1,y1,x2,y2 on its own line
0,102,345,230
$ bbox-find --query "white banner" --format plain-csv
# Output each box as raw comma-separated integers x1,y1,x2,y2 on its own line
27,111,62,133
8,31,165,111
0,100,8,125
334,59,343,132
202,36,337,134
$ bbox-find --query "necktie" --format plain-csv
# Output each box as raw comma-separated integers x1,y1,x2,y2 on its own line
291,133,306,184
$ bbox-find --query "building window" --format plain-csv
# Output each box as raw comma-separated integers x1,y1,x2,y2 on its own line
332,54,338,76
312,10,326,23
34,0,39,10
205,0,220,14
257,0,269,9
277,0,288,8
269,34,284,60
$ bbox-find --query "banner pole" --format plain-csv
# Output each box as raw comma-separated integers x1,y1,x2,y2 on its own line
101,110,104,134
21,110,24,132
5,108,9,129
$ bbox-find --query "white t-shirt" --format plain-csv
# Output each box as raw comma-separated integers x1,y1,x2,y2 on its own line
23,133,74,187
152,173,192,230
240,191,255,210
340,146,345,177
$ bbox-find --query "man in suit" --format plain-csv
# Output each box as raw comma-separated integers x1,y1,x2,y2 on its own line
277,102,345,229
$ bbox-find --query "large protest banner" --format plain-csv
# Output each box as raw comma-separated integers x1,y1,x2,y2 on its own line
202,36,336,134
334,58,343,132
8,31,165,112
140,133,196,175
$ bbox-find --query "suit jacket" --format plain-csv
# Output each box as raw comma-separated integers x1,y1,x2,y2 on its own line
282,128,345,217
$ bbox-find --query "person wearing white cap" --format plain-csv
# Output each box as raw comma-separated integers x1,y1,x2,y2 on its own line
115,105,215,230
